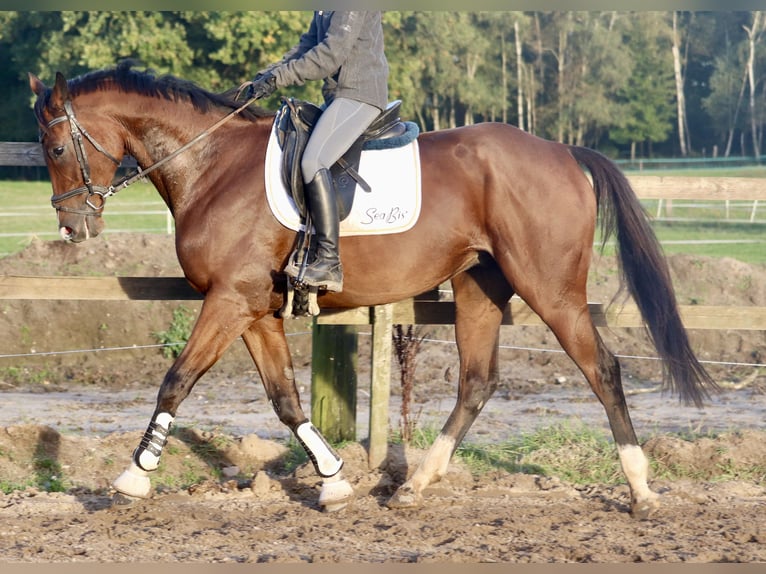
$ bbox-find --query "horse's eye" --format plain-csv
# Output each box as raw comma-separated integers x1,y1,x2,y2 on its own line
51,146,65,158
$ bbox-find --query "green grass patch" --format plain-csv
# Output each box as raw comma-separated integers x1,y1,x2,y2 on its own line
596,218,766,265
0,180,171,257
401,423,766,486
3,178,763,264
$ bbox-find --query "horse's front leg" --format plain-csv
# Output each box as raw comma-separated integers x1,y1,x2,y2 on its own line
112,290,254,499
241,315,353,512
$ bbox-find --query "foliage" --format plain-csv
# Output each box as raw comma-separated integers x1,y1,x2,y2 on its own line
153,304,196,359
2,11,765,160
392,324,427,444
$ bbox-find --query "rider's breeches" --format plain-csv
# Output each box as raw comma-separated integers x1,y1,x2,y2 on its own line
301,97,381,184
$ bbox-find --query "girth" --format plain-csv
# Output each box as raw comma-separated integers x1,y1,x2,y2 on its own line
275,98,406,220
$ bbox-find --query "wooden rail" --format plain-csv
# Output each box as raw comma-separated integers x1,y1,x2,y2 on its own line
2,275,765,331
0,142,137,168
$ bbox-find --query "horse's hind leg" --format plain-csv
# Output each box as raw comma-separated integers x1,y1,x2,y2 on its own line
241,315,353,511
388,263,512,508
112,289,256,499
546,304,658,517
511,265,659,518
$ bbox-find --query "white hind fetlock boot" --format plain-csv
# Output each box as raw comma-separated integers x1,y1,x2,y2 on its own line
112,462,152,499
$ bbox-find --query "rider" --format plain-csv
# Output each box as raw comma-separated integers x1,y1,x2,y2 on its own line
248,11,389,293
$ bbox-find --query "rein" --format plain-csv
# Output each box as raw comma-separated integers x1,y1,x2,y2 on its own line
46,85,260,215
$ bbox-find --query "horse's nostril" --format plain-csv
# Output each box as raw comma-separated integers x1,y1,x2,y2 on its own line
59,226,73,240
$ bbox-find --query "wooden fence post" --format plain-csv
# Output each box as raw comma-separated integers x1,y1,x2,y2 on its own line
368,303,394,469
310,320,357,443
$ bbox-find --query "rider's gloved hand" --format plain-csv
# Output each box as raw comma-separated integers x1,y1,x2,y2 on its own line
247,72,277,100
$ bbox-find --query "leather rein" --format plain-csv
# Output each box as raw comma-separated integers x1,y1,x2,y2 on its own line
45,85,259,216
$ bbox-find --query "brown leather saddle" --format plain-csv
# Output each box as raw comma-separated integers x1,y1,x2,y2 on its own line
274,98,411,220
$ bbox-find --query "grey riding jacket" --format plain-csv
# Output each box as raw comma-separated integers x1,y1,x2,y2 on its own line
263,11,389,111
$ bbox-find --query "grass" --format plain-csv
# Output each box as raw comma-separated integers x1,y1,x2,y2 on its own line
1,173,763,262
400,422,766,486
0,180,171,257
403,423,622,485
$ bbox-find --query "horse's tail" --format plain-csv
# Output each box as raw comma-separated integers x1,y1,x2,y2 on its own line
569,145,717,407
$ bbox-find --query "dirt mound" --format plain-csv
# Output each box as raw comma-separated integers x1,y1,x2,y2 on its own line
1,233,764,393
0,422,764,562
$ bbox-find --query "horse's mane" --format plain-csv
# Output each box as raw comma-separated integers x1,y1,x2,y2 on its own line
53,60,272,122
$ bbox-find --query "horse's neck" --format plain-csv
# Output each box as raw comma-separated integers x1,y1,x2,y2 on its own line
121,100,214,212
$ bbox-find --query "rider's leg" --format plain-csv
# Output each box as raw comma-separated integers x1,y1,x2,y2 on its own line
294,97,380,292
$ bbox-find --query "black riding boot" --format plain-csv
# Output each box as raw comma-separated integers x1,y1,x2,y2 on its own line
300,168,343,292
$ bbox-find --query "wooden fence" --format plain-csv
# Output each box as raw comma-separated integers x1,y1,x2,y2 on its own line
2,142,766,468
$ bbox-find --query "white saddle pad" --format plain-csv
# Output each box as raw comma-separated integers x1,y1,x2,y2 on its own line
264,123,422,236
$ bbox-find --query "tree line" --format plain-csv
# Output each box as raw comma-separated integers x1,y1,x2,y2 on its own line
1,11,764,163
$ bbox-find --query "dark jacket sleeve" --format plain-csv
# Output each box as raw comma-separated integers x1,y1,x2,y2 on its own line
272,12,365,86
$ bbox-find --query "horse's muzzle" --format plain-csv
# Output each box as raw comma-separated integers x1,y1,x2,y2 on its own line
58,214,103,243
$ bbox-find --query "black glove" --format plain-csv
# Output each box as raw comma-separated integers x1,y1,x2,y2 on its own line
247,72,277,100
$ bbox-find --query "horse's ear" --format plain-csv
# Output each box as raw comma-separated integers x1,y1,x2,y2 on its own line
50,72,70,108
28,72,47,96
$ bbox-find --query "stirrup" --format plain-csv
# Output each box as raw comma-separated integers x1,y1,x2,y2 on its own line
280,279,320,318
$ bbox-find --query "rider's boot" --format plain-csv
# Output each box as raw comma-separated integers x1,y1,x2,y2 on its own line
298,168,343,292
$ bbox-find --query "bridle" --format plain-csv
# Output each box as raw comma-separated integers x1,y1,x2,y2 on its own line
43,84,260,217
45,100,121,216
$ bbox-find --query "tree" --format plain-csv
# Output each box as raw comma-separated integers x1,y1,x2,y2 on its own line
2,10,764,162
382,11,428,125
703,12,766,158
743,11,764,159
610,13,676,158
671,11,689,156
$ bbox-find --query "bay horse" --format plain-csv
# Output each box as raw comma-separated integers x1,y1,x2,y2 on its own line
29,62,715,518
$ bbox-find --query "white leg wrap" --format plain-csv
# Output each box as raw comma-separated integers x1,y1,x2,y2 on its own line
112,462,152,498
134,412,174,472
295,421,343,477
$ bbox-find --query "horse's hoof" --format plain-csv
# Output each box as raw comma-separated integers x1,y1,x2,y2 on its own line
111,491,141,507
386,486,423,509
631,494,660,519
112,462,151,499
318,478,354,512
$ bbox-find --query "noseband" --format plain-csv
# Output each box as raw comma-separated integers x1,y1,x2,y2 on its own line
46,100,121,216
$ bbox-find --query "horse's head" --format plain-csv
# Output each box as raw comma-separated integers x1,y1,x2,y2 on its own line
29,71,125,242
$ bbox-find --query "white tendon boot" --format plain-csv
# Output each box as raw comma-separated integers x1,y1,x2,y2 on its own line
295,421,354,511
112,412,174,499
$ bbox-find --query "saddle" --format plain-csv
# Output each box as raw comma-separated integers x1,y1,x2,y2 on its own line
275,98,407,220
